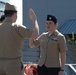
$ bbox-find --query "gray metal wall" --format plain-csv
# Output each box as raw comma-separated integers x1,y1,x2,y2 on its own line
22,0,76,63
23,0,76,33
22,39,40,64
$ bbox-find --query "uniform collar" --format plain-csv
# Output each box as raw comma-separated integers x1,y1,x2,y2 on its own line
4,18,13,23
53,30,59,36
46,30,59,37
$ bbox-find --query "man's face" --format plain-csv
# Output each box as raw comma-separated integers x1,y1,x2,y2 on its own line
45,21,57,31
13,12,17,23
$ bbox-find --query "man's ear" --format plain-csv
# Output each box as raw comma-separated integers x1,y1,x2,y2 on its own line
56,22,58,27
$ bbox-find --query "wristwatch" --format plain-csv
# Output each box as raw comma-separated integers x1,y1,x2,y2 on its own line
60,69,64,71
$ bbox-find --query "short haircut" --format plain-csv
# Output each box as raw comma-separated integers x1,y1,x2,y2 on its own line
4,10,17,17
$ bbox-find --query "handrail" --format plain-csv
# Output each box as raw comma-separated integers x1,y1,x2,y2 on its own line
69,64,76,73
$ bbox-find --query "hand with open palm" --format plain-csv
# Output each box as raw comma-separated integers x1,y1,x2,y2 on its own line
29,8,37,22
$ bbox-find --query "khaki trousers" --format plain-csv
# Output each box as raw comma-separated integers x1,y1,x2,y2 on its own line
0,58,24,75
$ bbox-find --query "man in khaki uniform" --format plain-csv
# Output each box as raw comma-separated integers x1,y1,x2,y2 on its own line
0,3,39,75
30,15,67,75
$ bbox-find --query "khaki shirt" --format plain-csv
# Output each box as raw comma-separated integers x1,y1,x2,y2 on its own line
34,30,67,67
0,18,33,58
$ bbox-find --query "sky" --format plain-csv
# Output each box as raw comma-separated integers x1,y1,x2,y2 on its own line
0,0,10,2
0,0,22,24
10,0,22,24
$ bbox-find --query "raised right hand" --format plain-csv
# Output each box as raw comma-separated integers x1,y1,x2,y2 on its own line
29,8,37,22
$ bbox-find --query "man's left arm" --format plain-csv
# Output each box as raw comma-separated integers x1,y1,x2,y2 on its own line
60,51,66,70
58,35,67,75
58,51,66,75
